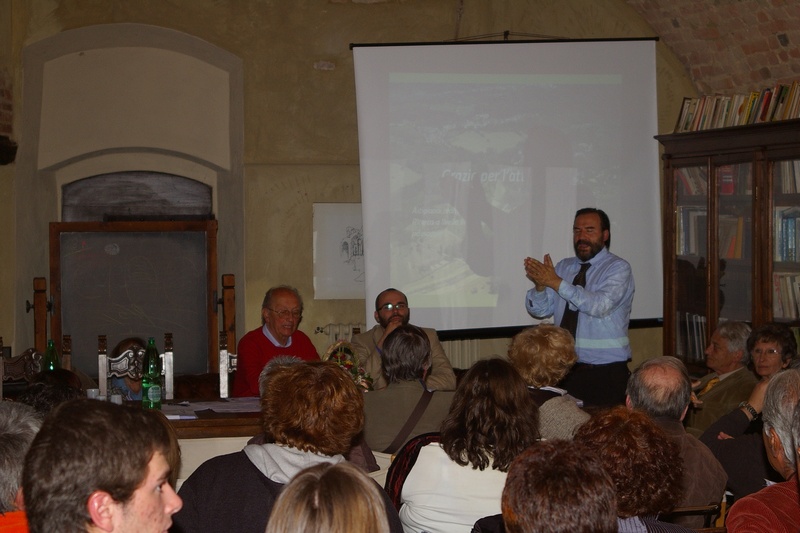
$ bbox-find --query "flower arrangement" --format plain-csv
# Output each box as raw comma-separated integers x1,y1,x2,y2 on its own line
322,339,373,391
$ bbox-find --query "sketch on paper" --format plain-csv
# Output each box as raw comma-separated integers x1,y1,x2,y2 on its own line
313,203,365,299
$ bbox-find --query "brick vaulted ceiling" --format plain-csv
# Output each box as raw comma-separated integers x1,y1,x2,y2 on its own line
626,0,800,95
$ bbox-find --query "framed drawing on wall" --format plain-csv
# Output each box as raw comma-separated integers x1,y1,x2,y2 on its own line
313,203,365,299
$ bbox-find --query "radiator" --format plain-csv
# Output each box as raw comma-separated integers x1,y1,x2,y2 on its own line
315,323,368,347
441,339,482,369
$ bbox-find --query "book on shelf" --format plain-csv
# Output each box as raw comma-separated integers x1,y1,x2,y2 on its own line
719,215,745,259
719,165,735,194
677,206,707,256
676,166,708,196
774,273,785,318
774,206,800,261
773,272,800,319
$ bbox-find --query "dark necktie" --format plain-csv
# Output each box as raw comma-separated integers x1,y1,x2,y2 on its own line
559,262,591,339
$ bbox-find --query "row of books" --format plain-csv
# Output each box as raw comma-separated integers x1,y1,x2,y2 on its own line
675,312,707,363
674,81,800,133
676,164,752,197
676,206,706,256
676,167,708,196
677,208,748,259
774,160,800,194
774,207,800,262
773,272,800,320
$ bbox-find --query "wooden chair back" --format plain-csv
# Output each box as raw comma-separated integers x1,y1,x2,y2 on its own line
0,345,42,399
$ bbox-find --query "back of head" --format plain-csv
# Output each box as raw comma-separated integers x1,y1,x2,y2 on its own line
16,379,83,416
258,355,304,397
23,399,171,533
266,462,390,533
262,361,364,456
382,325,431,383
441,358,539,472
502,441,617,533
573,406,682,518
508,325,577,387
626,356,691,420
0,402,43,513
763,368,800,471
717,321,753,365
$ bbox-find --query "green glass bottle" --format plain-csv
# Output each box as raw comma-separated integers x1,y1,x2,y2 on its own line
43,339,61,371
142,337,162,410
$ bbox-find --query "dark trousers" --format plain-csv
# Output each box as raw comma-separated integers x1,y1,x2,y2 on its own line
558,361,630,409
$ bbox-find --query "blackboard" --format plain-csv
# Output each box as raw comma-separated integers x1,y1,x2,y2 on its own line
50,221,218,377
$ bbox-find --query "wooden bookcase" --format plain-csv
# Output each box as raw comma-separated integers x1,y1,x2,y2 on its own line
656,119,800,365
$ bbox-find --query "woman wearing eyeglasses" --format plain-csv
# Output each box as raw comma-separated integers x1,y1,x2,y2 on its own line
700,323,799,502
749,323,798,382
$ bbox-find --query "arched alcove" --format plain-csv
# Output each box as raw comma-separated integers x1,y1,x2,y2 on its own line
16,23,244,355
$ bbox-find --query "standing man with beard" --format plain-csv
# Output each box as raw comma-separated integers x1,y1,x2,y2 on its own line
351,288,456,391
524,208,634,407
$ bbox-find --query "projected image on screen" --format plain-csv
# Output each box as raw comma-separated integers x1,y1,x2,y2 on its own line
354,40,661,331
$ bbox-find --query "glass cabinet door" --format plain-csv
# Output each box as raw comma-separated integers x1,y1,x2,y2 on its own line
716,163,753,324
675,165,709,363
771,159,800,322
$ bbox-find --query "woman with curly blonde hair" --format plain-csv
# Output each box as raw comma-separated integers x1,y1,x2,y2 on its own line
508,325,589,439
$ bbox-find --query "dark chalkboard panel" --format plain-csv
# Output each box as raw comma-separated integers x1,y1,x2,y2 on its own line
50,221,218,377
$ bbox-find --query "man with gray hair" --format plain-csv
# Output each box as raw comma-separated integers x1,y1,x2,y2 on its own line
0,402,43,530
626,357,727,528
685,321,758,436
726,369,800,532
233,285,319,397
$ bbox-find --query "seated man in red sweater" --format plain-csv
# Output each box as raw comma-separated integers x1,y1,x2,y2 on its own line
232,285,318,397
726,369,800,533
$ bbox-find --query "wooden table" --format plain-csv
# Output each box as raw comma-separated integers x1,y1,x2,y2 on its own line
169,409,261,439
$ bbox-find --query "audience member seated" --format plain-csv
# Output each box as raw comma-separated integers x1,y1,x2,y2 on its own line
626,356,727,527
0,402,43,532
248,355,379,473
749,323,798,382
265,462,390,533
507,325,589,439
352,288,456,391
173,361,403,533
387,358,539,533
107,337,145,401
574,406,693,532
725,369,800,533
22,399,182,533
700,323,799,500
685,321,757,436
500,440,617,533
16,368,84,415
232,285,319,397
363,325,456,454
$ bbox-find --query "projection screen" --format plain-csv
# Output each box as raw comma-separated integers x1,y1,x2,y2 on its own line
353,39,661,332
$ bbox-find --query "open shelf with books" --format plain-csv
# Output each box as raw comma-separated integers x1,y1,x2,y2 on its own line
657,120,800,365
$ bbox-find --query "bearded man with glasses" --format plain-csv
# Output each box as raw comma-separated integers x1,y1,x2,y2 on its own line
232,285,319,397
351,288,456,391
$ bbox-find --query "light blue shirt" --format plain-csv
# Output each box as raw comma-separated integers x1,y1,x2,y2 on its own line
261,324,292,348
526,246,634,364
